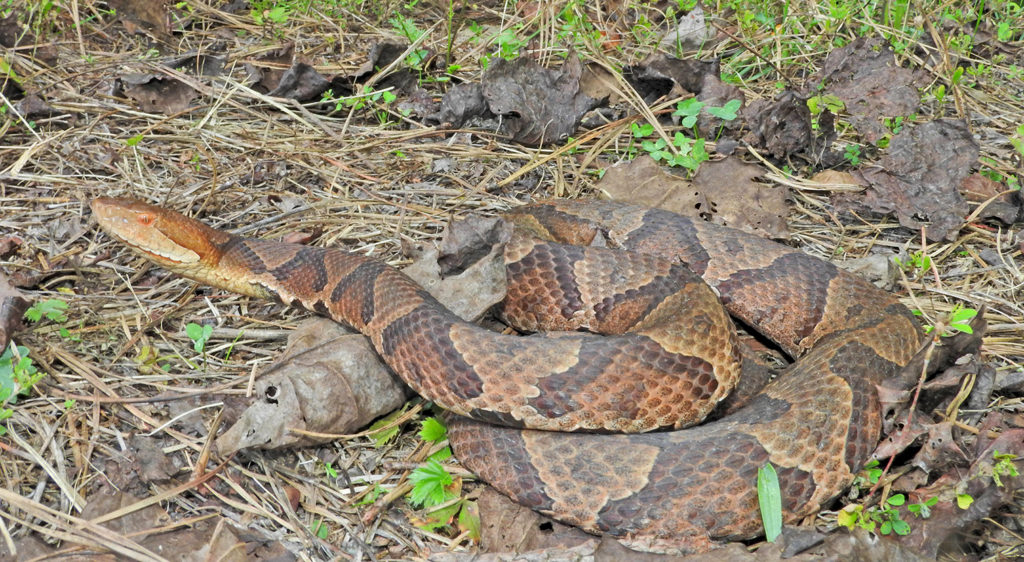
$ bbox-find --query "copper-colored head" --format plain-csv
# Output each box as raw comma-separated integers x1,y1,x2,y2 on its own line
91,197,226,269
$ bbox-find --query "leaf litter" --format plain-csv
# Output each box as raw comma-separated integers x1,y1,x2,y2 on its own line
0,1,1022,560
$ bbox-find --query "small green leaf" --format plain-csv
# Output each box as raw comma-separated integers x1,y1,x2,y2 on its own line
420,417,447,442
837,504,861,529
418,500,462,531
310,520,329,539
948,307,977,324
356,484,386,506
705,98,741,121
757,463,782,542
367,408,406,448
458,499,481,540
956,493,974,509
673,97,704,118
886,494,906,506
892,517,909,536
428,446,452,463
125,134,145,146
631,123,654,138
24,299,68,323
409,459,456,507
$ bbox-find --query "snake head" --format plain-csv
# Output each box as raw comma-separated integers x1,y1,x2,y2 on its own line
91,197,230,272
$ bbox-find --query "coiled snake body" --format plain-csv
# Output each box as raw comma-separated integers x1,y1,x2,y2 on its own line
92,197,921,554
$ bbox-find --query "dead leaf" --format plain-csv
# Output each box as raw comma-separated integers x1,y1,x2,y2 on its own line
0,12,24,48
961,172,1021,224
809,169,861,188
0,235,21,259
164,51,225,77
352,41,408,80
480,55,600,146
692,156,790,239
216,318,409,454
246,44,294,93
625,54,713,101
847,119,977,241
81,487,169,537
0,269,29,351
15,94,61,120
129,434,179,483
430,82,490,128
578,62,620,104
475,487,594,553
119,74,197,115
898,430,1024,558
743,91,825,161
836,252,904,291
598,156,710,219
811,36,928,143
910,421,968,474
625,54,745,139
269,62,330,101
659,4,714,51
106,0,170,39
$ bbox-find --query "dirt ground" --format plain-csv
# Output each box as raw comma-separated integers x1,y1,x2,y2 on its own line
1,1,1022,560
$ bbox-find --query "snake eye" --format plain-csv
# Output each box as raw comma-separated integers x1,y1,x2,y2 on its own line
137,212,155,226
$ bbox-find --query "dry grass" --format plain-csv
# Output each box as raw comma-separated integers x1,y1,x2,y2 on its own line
1,1,1022,560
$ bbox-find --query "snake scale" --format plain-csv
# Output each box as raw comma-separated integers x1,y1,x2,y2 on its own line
92,197,922,554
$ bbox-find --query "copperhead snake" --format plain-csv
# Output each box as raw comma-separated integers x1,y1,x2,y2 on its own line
92,197,922,554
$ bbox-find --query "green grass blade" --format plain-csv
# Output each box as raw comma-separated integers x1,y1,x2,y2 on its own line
758,462,782,542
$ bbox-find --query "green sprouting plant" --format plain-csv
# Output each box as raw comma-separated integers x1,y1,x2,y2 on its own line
1,344,43,435
309,519,329,539
409,458,457,507
843,144,861,166
992,450,1020,487
837,493,911,536
883,116,905,135
407,416,481,538
673,97,705,128
24,298,78,340
951,66,965,85
480,25,528,68
133,344,172,374
24,298,68,323
366,405,410,447
1010,124,1024,159
757,463,782,543
853,459,884,488
185,322,213,354
389,13,428,66
631,122,654,138
630,97,741,172
251,2,289,26
356,484,387,506
644,133,709,171
915,304,977,337
907,496,939,518
408,417,456,508
894,249,932,277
